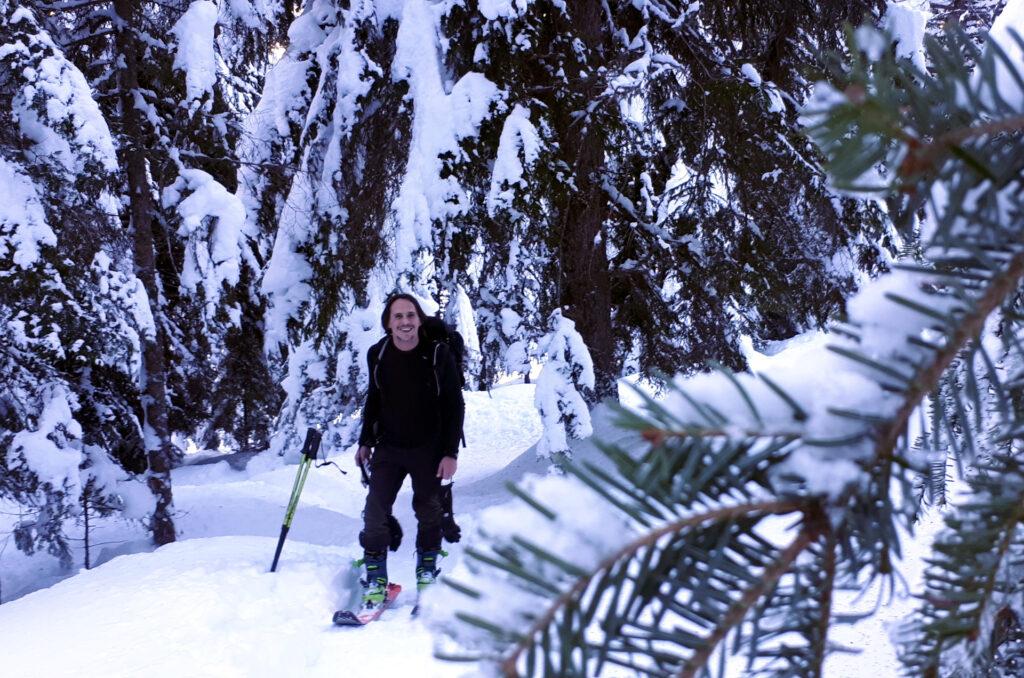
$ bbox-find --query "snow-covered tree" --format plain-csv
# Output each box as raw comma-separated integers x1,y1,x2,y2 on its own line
254,0,905,456
30,0,283,451
257,0,503,455
533,310,595,459
256,0,406,457
0,3,153,561
3,0,286,543
434,7,1024,676
437,0,894,402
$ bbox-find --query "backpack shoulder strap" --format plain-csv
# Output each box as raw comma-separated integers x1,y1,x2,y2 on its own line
372,337,389,390
431,341,447,396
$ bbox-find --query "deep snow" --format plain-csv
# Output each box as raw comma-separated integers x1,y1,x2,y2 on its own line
0,376,945,677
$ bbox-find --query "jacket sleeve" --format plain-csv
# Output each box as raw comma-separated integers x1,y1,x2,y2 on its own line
358,347,381,447
438,346,465,458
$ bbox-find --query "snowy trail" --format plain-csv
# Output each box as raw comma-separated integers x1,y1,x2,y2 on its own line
0,384,543,678
1,537,467,678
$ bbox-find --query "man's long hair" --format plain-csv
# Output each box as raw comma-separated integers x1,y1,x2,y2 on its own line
380,293,429,334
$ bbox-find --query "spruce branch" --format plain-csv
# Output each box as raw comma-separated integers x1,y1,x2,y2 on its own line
678,512,822,678
498,500,804,677
873,248,1024,468
640,427,803,445
902,114,1024,174
811,530,838,676
902,453,1024,674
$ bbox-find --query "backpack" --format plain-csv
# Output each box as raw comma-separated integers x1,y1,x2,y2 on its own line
421,316,467,388
421,316,466,452
418,317,466,542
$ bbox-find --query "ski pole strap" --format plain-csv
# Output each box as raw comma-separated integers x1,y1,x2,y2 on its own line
360,461,371,488
300,427,347,476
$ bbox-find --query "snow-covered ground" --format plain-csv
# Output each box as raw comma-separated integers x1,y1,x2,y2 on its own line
0,374,944,677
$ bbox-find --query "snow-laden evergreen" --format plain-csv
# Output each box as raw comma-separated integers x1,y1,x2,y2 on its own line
429,3,1024,675
0,2,153,562
533,310,595,458
252,0,897,458
6,0,1024,675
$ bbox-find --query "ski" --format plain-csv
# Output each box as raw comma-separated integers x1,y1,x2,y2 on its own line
332,583,402,626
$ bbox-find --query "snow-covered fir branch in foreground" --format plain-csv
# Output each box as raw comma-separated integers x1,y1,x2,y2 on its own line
430,5,1024,676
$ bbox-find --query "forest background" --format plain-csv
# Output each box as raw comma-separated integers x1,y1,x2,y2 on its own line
3,0,1021,676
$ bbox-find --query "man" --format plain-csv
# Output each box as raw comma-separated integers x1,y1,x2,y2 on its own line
355,293,464,609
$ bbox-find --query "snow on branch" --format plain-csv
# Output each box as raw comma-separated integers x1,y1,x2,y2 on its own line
170,0,219,113
162,168,250,322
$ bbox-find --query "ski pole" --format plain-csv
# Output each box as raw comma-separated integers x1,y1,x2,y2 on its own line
269,427,322,572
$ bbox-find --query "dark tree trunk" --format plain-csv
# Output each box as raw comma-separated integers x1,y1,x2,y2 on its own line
114,0,175,546
557,0,617,403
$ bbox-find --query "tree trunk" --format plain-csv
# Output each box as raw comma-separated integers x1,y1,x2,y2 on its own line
557,0,617,402
114,0,175,545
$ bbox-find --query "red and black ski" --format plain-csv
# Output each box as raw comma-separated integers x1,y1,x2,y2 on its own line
332,583,402,626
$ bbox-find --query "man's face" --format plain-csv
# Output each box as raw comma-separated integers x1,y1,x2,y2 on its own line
388,299,421,344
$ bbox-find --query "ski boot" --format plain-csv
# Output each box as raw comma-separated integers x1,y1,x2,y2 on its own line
358,550,389,610
415,549,447,593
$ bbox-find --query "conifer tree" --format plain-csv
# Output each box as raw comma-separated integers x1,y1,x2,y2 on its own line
14,0,283,541
533,311,595,459
437,0,892,402
256,0,900,455
33,0,283,445
0,2,153,559
257,0,412,456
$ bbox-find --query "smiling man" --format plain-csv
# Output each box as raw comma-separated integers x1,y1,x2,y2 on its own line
353,293,464,611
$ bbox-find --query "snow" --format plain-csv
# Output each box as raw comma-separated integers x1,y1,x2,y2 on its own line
7,385,81,497
478,0,532,21
226,0,278,29
740,62,762,86
986,0,1024,109
651,265,961,499
170,0,219,110
163,168,249,314
261,173,315,351
391,0,502,278
6,6,118,174
487,104,540,215
533,310,595,457
884,1,930,71
0,157,55,269
0,382,542,677
1,537,460,677
0,363,952,677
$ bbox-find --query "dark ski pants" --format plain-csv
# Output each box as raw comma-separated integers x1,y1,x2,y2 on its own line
359,443,443,554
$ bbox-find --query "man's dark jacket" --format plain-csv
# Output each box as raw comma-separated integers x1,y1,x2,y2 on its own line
357,336,465,458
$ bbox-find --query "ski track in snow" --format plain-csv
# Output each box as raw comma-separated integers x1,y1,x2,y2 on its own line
0,378,943,676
